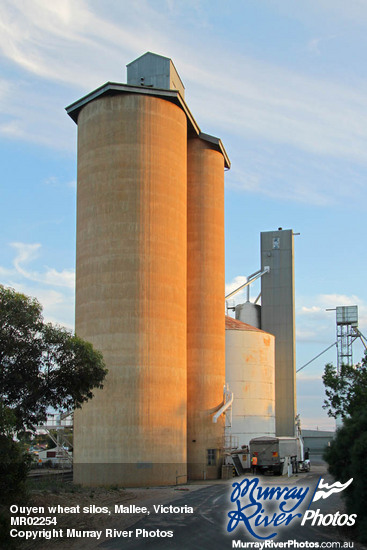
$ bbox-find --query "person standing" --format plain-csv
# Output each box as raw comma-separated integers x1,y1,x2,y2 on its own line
251,454,258,475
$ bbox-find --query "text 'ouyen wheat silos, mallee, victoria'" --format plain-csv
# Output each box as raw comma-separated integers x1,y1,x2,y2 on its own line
66,52,230,486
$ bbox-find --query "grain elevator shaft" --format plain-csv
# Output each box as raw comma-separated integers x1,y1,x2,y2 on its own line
260,229,296,437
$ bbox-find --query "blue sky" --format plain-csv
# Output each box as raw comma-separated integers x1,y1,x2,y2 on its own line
1,0,366,430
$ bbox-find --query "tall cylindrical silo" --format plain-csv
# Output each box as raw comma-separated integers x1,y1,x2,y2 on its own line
187,136,226,480
225,316,276,449
74,93,187,486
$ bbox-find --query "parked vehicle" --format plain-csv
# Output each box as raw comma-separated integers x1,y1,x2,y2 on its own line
249,436,310,475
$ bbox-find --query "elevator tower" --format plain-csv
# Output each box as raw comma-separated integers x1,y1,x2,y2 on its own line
260,229,296,437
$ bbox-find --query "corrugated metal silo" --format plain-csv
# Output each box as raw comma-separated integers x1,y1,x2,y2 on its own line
225,316,276,448
235,302,261,329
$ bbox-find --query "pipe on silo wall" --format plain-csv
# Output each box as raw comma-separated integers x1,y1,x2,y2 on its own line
187,137,226,480
74,94,187,486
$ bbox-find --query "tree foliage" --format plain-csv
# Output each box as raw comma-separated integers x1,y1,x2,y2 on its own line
0,285,107,433
323,352,367,542
0,434,31,548
0,285,107,545
322,351,367,419
324,411,367,542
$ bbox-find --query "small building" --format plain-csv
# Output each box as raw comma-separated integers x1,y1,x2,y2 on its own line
302,429,335,454
36,447,72,468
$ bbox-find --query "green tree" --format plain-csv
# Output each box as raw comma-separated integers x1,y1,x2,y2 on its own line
0,434,31,548
0,285,107,433
0,285,107,545
323,352,367,543
324,411,367,543
322,351,367,419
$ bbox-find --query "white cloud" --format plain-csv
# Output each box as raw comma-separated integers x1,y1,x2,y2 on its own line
0,78,76,151
5,281,74,330
300,306,322,315
267,0,367,30
296,373,323,381
319,293,361,308
297,293,364,318
296,293,367,355
10,242,75,289
0,1,366,160
1,0,367,205
304,0,367,27
0,243,75,329
306,34,340,56
42,268,74,289
12,242,41,267
296,328,320,342
44,176,59,186
225,275,249,305
298,415,335,431
187,52,367,166
224,145,347,206
225,275,247,296
0,266,15,278
44,176,76,189
0,119,26,138
0,0,170,88
225,285,367,343
307,38,322,55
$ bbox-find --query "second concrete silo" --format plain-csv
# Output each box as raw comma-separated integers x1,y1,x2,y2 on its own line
187,136,226,480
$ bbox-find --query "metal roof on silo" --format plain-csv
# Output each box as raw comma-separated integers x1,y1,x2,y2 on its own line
225,315,268,333
65,52,230,169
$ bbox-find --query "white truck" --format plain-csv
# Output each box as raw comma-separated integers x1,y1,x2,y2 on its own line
249,436,310,475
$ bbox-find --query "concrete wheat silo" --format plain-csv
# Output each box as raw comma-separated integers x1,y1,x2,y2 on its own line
68,78,187,487
66,52,230,486
187,136,226,480
225,316,276,448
